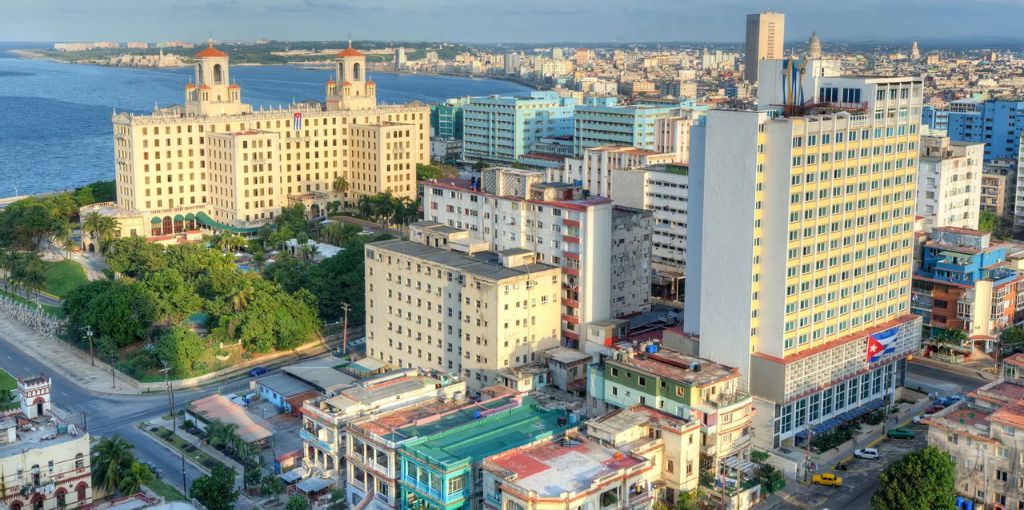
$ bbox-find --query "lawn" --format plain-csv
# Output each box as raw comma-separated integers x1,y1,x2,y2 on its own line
43,260,89,297
145,478,186,501
0,369,16,411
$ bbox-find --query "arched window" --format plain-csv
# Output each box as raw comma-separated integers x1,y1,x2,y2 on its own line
56,489,68,508
76,482,88,504
213,64,223,84
11,500,23,510
75,453,85,470
31,494,44,510
353,63,362,81
162,216,172,235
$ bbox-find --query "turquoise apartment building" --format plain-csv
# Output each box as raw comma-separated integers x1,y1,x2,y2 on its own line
397,397,574,510
462,91,577,164
572,98,692,156
431,98,469,140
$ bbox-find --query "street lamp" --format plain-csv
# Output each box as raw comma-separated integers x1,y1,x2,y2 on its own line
160,361,188,497
340,302,351,355
82,326,94,366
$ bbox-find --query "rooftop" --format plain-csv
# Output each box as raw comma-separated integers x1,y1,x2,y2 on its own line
255,373,316,398
314,370,452,419
401,399,572,469
610,348,739,387
545,346,591,365
486,437,645,498
1004,353,1024,368
971,379,1024,405
280,357,355,393
990,399,1024,430
0,409,85,457
188,394,273,443
369,239,557,282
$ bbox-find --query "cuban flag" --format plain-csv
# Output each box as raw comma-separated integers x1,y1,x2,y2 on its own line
293,111,302,131
866,327,899,363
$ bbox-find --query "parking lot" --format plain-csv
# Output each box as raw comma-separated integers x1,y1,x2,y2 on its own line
766,422,929,510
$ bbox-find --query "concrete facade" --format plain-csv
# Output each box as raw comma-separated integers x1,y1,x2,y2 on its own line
915,134,984,231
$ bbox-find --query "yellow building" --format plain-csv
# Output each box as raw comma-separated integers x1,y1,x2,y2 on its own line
83,42,427,249
363,234,562,395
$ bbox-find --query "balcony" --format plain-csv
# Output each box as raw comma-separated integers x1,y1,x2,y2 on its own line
300,429,336,453
562,314,581,325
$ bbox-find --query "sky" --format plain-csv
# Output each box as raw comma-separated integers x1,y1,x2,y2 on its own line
2,0,1023,44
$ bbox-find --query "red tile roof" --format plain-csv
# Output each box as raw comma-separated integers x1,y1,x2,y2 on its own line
326,80,336,85
194,45,228,58
228,83,240,89
337,46,364,57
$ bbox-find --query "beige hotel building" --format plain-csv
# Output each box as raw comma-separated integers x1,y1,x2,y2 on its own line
81,42,428,249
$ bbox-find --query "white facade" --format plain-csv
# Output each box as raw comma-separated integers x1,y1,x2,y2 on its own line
915,134,984,231
611,166,689,277
420,167,650,351
561,146,677,198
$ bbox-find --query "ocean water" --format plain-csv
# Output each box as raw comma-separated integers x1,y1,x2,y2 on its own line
0,43,531,198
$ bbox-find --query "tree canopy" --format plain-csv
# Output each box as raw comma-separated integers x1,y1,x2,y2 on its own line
155,326,205,377
416,163,460,181
871,446,956,510
190,464,239,510
65,280,157,350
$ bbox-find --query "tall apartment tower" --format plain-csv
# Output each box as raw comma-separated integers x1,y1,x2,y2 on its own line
686,58,924,449
743,11,785,83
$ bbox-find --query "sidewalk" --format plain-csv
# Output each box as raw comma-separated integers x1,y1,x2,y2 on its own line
0,309,141,395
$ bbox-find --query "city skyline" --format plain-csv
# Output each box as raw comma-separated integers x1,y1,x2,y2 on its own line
4,0,1024,44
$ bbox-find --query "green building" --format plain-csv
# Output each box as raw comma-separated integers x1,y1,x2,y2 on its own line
397,397,574,510
430,99,468,140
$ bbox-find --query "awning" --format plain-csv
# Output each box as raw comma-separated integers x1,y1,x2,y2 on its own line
296,477,333,493
174,214,185,221
195,211,261,234
185,213,196,221
280,467,307,484
349,357,385,373
151,217,162,224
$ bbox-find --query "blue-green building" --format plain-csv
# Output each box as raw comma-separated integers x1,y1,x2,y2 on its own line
397,397,574,510
431,99,469,141
572,97,692,156
462,91,578,164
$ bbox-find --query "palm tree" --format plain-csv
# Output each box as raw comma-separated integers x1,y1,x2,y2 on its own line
206,420,242,454
356,195,375,221
228,280,256,312
300,243,319,261
51,218,74,259
117,461,154,495
332,176,350,206
92,436,137,494
373,192,397,228
0,388,14,410
83,212,119,253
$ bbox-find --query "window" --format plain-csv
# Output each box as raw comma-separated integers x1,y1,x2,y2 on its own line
448,475,466,495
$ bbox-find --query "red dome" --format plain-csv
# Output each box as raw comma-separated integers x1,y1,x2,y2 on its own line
326,80,336,85
342,81,353,86
228,83,240,89
366,80,376,86
185,83,196,90
199,84,211,90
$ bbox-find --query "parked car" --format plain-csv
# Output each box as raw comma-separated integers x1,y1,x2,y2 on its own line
926,405,946,414
936,395,963,406
887,427,916,439
854,448,880,460
248,366,269,377
913,413,933,424
812,473,843,487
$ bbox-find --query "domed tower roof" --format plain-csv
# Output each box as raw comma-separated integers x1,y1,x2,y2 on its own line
807,31,822,59
194,42,228,59
337,40,364,58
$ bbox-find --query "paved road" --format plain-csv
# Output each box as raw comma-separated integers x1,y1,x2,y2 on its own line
0,332,255,496
907,358,990,394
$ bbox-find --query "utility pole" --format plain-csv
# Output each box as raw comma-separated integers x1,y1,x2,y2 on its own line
161,361,187,496
83,326,94,366
340,302,351,355
160,364,173,417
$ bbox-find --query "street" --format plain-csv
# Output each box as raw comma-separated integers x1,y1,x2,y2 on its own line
0,327,257,496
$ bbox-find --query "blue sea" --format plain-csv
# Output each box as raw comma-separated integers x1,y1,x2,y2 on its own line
0,42,531,198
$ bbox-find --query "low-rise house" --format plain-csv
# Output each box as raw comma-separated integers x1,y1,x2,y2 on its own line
1,376,92,510
186,394,274,447
252,373,317,414
482,434,656,510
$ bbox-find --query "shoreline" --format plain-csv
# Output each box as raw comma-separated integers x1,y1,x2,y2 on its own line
8,48,543,88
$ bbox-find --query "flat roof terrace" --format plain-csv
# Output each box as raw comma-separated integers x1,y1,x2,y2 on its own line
487,438,645,498
400,399,572,469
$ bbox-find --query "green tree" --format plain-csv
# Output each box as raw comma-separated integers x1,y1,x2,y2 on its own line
190,464,239,510
979,210,1000,234
932,328,969,357
259,475,286,500
65,280,157,349
356,194,375,221
92,436,138,495
205,419,242,453
0,200,55,250
143,268,201,322
286,495,310,510
332,176,350,204
118,461,154,495
675,488,705,510
416,163,459,181
244,463,263,489
82,211,119,253
328,488,348,510
871,446,956,510
156,326,206,377
106,236,167,278
51,217,75,259
1001,326,1024,351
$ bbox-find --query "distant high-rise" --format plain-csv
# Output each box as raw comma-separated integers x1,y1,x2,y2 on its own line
910,41,921,60
807,31,822,59
744,11,785,83
394,46,406,70
504,52,521,75
552,47,564,60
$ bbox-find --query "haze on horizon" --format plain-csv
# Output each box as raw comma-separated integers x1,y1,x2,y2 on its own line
2,0,1022,44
